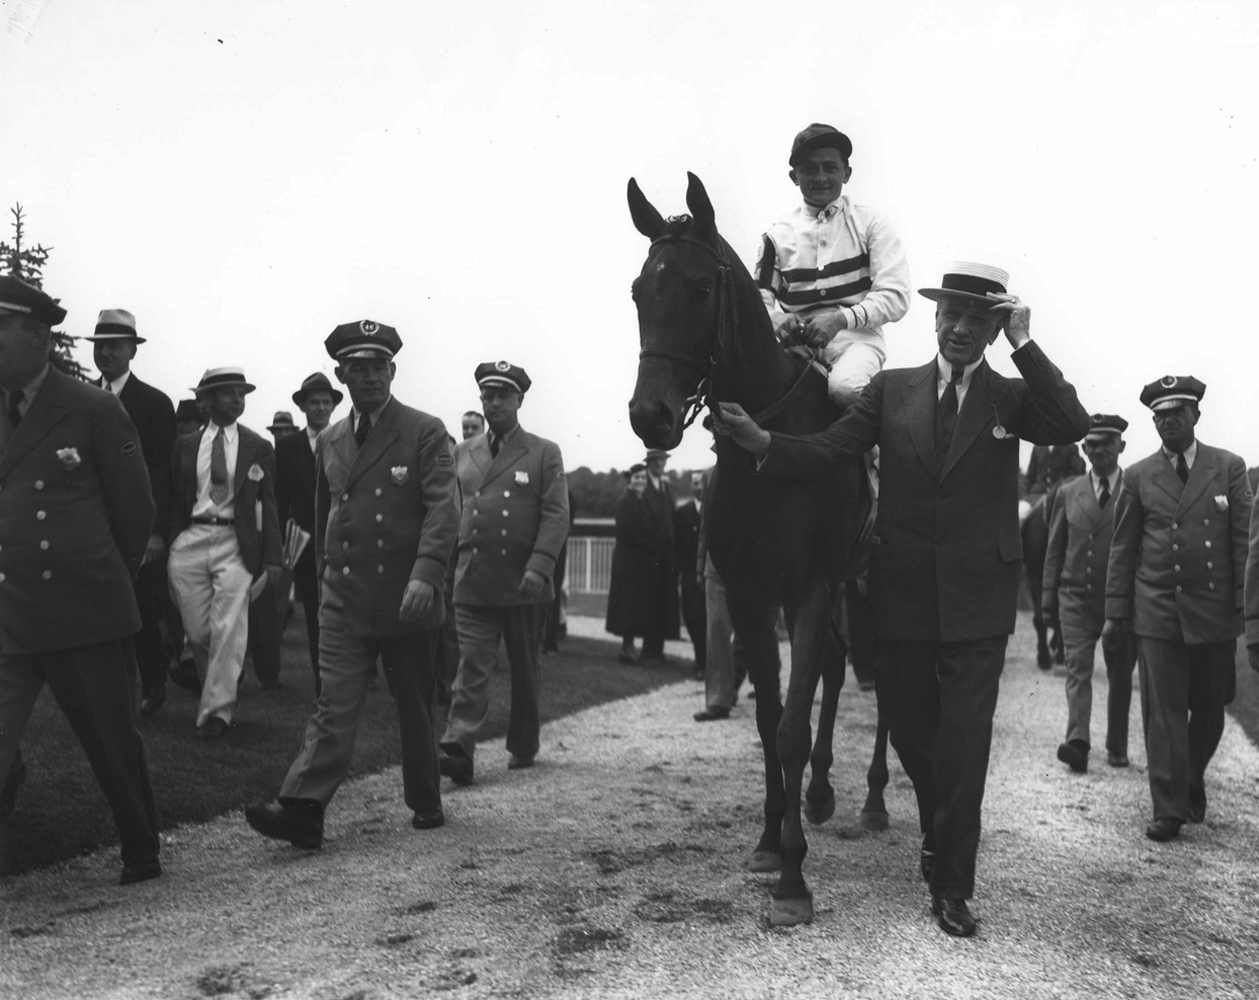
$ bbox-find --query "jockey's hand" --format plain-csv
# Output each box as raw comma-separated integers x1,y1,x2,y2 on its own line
711,402,771,457
986,292,1031,350
802,310,847,348
775,313,806,344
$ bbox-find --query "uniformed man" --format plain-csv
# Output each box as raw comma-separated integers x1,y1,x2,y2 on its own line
83,308,177,715
0,276,161,884
438,361,569,785
246,320,458,846
1043,414,1138,772
1103,376,1251,842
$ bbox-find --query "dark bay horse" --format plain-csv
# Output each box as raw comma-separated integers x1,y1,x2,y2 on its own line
626,173,876,926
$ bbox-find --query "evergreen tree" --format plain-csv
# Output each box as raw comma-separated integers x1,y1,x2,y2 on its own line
0,203,86,380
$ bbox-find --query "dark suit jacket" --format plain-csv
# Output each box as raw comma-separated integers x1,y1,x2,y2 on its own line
169,422,282,577
104,373,176,538
643,475,676,558
1042,471,1119,634
316,397,459,634
674,499,702,576
276,429,318,575
0,369,155,654
759,340,1090,642
1106,442,1249,644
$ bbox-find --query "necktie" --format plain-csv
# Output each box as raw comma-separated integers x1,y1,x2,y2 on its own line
6,389,24,428
489,433,501,458
355,411,372,447
1098,476,1111,508
1175,452,1189,484
938,366,963,451
209,427,229,505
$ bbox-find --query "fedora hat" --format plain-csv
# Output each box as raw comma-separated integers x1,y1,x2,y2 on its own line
267,411,296,432
83,308,146,343
291,371,344,407
192,366,256,395
918,262,1009,305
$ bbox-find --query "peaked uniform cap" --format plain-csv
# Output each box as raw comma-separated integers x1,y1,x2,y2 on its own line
0,274,66,326
1084,413,1129,440
918,262,1010,304
192,366,256,394
291,371,344,407
325,319,402,361
84,307,146,343
475,360,531,394
1140,375,1206,412
789,123,853,165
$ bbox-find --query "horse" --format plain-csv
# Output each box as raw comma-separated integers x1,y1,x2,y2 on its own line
626,172,877,926
1020,491,1065,670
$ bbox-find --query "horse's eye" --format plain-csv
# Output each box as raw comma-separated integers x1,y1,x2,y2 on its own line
691,279,712,300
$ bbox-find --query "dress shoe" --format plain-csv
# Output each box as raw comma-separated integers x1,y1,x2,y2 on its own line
931,896,977,937
1056,740,1089,774
245,799,324,849
1187,786,1206,824
197,716,229,740
439,749,475,786
1145,816,1183,842
1106,751,1130,768
139,685,166,717
169,661,201,693
617,650,639,665
693,707,730,722
412,808,445,830
119,859,162,886
507,754,534,770
1,757,28,819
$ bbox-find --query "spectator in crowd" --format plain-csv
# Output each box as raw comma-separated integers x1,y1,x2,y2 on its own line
1104,377,1250,842
266,411,300,444
1043,414,1137,773
275,372,342,695
641,448,679,662
167,367,282,738
606,463,666,664
461,410,486,441
246,320,458,845
675,470,706,679
84,308,177,716
438,361,569,785
0,276,161,884
175,398,203,437
1025,443,1085,497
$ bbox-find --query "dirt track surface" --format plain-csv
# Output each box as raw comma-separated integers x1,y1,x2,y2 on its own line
3,617,1258,1000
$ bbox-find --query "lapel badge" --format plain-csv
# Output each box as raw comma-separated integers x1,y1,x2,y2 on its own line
391,465,410,486
56,447,82,470
247,463,265,481
515,470,529,485
1214,495,1229,511
991,425,1007,440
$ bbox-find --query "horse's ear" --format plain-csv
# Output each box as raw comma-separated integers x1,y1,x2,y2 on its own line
685,172,715,233
627,178,666,239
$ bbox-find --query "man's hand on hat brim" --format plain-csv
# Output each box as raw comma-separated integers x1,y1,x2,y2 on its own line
985,292,1031,350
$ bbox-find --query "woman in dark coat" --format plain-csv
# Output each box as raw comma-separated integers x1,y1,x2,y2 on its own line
605,464,667,663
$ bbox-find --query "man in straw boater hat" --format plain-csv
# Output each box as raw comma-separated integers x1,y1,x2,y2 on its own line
1104,376,1251,842
0,276,162,883
436,360,569,787
274,371,343,694
246,320,458,846
83,308,178,716
167,366,282,738
714,261,1090,936
752,122,911,408
1043,414,1138,774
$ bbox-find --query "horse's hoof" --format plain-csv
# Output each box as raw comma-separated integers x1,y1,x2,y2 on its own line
804,793,836,826
769,893,814,927
747,850,782,873
858,809,889,832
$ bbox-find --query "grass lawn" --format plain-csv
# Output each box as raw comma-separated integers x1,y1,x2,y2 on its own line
0,610,686,877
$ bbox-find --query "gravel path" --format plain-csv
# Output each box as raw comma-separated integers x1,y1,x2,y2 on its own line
2,617,1257,1000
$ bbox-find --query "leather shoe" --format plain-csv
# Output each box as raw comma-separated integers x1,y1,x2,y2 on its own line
412,808,445,830
1187,786,1206,824
197,716,229,740
617,650,639,665
119,859,162,886
169,661,201,693
931,896,977,937
507,754,534,770
1145,816,1183,842
693,706,730,722
1,757,28,819
1056,740,1089,773
1106,751,1130,768
438,750,475,786
139,685,166,717
245,799,324,849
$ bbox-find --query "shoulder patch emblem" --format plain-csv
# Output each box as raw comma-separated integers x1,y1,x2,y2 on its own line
435,452,454,467
121,441,138,458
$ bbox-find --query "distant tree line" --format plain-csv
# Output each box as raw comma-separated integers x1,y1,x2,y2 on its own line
566,465,703,519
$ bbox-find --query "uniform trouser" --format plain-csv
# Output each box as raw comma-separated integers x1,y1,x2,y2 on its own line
0,640,160,867
292,551,321,694
133,560,169,695
246,571,284,686
442,603,545,762
703,557,735,710
680,571,707,673
1137,636,1234,822
1061,610,1137,753
280,575,440,813
168,524,252,727
879,636,1007,901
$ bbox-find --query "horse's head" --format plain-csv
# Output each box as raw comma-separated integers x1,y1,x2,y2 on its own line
626,172,740,451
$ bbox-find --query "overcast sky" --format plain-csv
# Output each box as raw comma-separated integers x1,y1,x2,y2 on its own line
3,0,1257,475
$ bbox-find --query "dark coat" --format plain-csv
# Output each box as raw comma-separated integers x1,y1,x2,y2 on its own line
1025,443,1085,496
606,490,669,637
759,341,1090,642
276,429,318,574
105,373,176,539
0,369,155,654
642,474,681,639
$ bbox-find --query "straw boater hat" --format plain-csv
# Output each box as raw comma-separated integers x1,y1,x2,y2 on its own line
1139,376,1206,412
291,371,343,407
191,366,256,395
917,262,1010,304
83,308,146,343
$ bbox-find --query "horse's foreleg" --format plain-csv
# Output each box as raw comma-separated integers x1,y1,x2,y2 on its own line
804,592,844,826
859,690,890,832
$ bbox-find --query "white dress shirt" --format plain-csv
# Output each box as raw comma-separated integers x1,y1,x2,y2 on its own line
191,421,239,519
101,371,131,396
1162,440,1198,471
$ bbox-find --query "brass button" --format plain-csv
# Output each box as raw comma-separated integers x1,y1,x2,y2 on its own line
1172,543,1179,552
1174,565,1181,572
342,541,349,550
1172,521,1178,530
375,514,383,522
377,539,383,548
1175,585,1183,593
501,549,507,555
39,540,49,550
501,529,507,536
42,570,51,580
1208,582,1216,590
341,493,350,502
377,565,384,574
502,511,509,518
503,490,511,498
0,572,5,582
342,566,350,575
36,511,46,520
375,488,383,497
1205,541,1212,549
1207,561,1213,569
472,547,479,555
34,480,44,490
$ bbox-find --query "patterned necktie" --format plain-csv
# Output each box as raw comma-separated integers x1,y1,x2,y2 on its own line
489,433,501,458
209,427,229,505
6,389,24,428
1097,476,1111,509
1175,452,1189,484
354,411,372,447
937,366,964,450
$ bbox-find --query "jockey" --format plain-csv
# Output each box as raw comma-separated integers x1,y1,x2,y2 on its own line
752,123,911,408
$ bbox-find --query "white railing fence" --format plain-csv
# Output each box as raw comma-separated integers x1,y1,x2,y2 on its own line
566,536,616,594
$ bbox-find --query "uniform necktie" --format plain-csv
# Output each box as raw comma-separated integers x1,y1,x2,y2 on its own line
938,366,963,450
209,427,229,505
489,433,501,458
6,389,24,428
1175,452,1189,484
355,411,372,447
1097,476,1110,508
